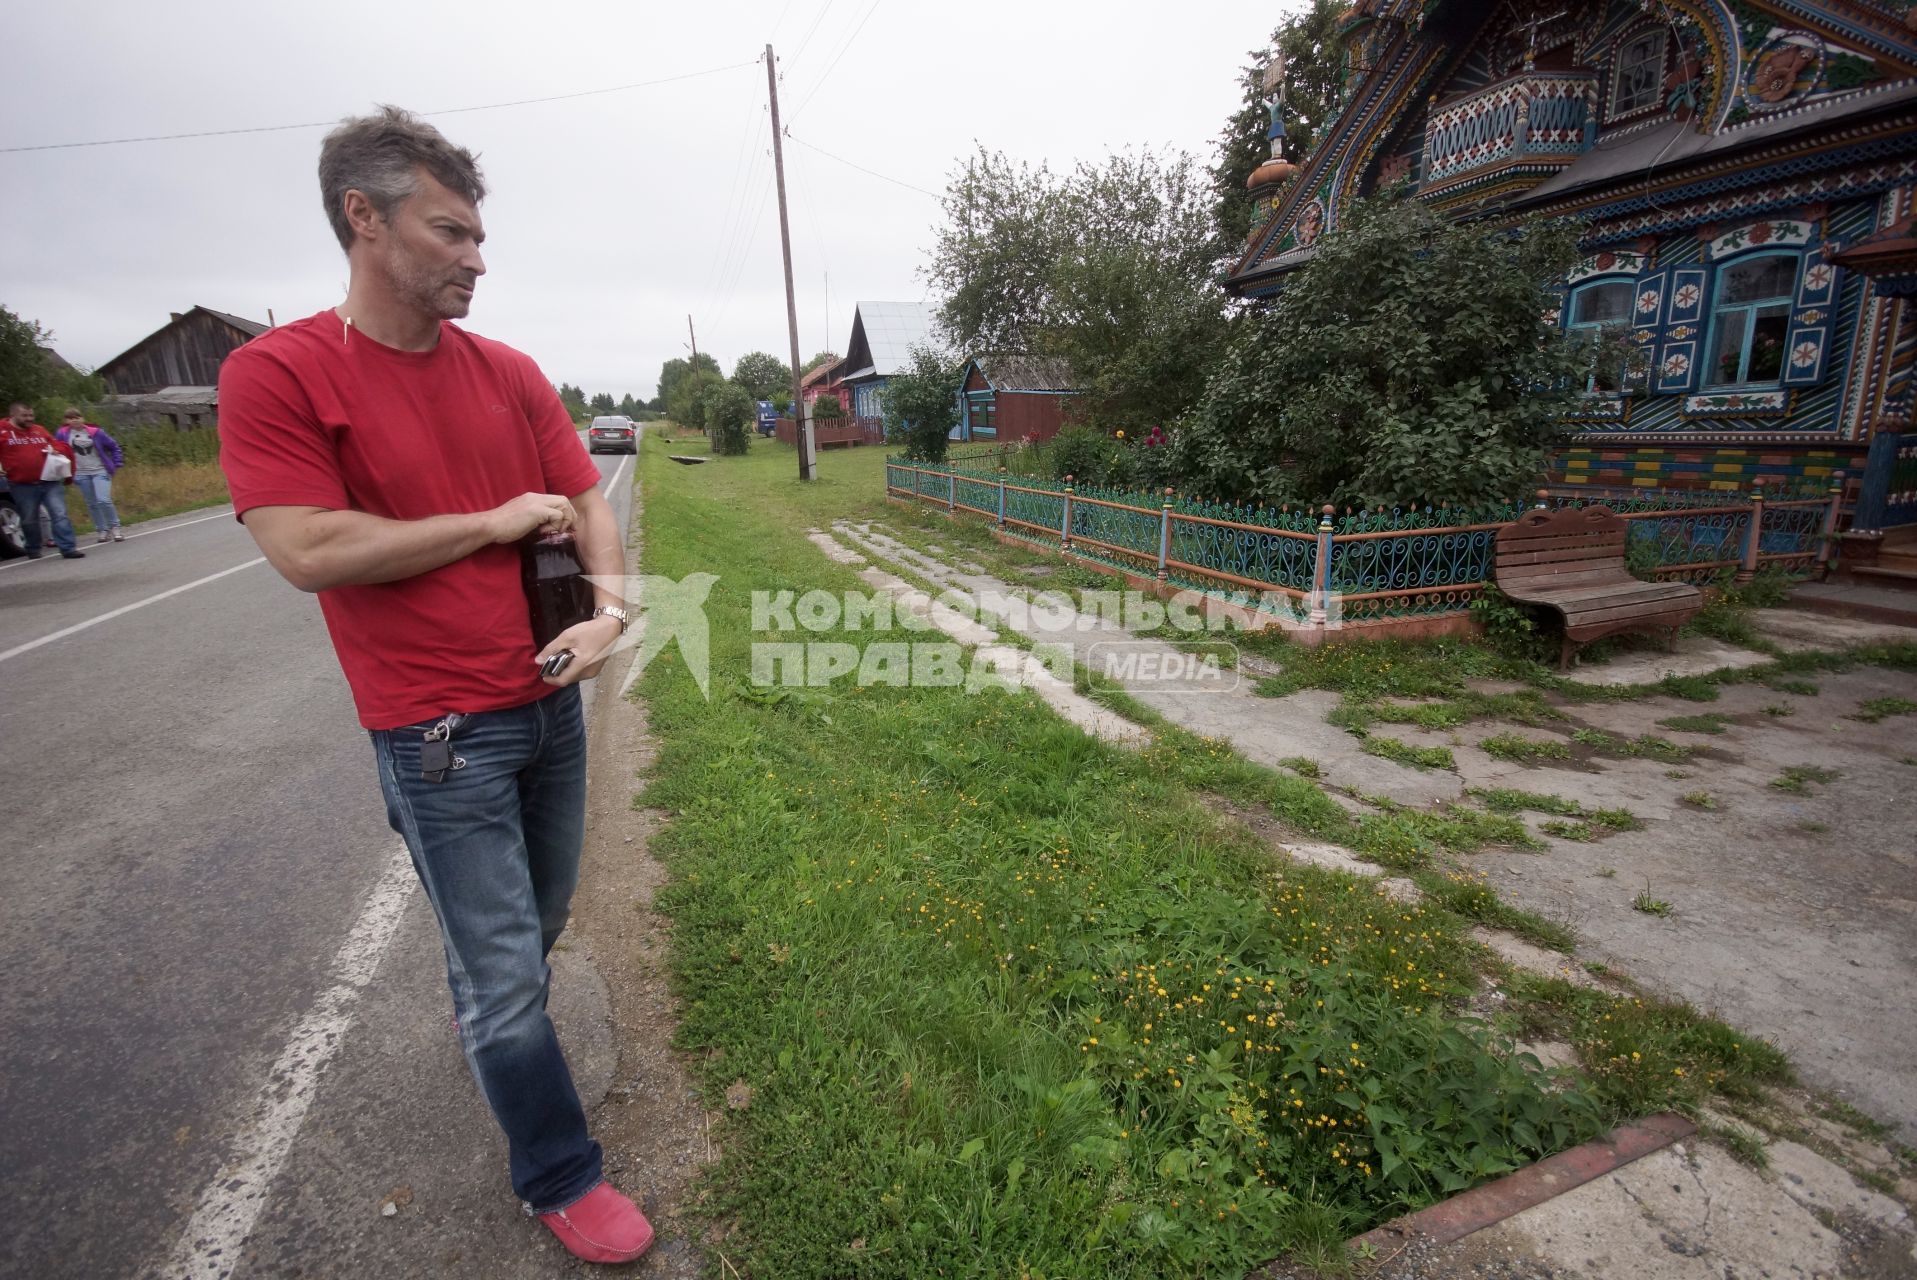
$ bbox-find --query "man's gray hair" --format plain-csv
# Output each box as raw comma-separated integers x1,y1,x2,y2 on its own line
318,106,487,251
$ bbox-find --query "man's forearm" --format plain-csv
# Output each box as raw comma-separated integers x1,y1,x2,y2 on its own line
571,492,626,608
284,508,499,591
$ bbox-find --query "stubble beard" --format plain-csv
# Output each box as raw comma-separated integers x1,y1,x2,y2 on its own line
383,251,474,321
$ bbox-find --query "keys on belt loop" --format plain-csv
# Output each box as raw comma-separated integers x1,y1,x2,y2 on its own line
420,713,469,783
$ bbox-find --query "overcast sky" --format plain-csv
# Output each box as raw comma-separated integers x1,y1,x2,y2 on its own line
4,1,1296,400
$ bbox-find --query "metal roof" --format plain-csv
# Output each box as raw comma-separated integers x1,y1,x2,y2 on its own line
842,301,935,379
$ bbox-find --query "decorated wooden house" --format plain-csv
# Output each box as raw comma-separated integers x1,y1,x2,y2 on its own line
953,356,1081,444
1227,0,1917,537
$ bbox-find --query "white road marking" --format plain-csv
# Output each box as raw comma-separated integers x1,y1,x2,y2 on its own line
121,507,237,538
156,847,418,1280
604,453,632,496
0,506,237,571
0,557,266,664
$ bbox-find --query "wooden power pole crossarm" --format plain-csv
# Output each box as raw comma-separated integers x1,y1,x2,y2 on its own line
765,43,811,481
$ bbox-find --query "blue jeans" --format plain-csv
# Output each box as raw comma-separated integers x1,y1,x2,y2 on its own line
75,473,120,531
371,683,602,1212
11,481,76,554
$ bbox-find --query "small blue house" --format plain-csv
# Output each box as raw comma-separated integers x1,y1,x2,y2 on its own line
839,301,935,433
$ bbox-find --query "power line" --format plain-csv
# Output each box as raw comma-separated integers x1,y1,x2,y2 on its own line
0,60,760,154
706,116,775,326
768,0,797,42
709,167,778,335
701,82,771,304
787,131,940,200
788,0,837,70
788,0,882,122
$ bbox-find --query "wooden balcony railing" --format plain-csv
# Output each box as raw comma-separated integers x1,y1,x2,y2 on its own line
1421,72,1598,205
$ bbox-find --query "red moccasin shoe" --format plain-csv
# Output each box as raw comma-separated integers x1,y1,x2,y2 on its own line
539,1182,655,1264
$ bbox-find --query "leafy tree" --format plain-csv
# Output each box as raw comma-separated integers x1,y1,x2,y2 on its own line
881,346,963,463
1212,0,1346,247
589,391,616,414
1172,196,1594,510
0,306,55,408
702,380,755,456
801,351,840,375
666,368,724,430
656,353,721,412
617,393,641,418
811,395,845,421
555,381,589,419
927,146,1226,431
730,351,792,401
1,306,103,422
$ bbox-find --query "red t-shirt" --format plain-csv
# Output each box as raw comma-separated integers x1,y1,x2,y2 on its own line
218,310,602,730
1,422,76,485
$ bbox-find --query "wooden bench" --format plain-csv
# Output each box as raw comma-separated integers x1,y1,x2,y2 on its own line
1494,505,1703,669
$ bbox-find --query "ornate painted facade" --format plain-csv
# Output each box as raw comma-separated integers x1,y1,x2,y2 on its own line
1228,0,1917,525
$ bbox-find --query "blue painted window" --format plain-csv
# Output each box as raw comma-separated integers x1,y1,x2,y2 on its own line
967,392,997,439
1567,280,1633,391
854,383,884,419
1704,253,1797,388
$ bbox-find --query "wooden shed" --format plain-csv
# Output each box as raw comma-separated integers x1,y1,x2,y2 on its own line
956,356,1080,444
97,307,268,395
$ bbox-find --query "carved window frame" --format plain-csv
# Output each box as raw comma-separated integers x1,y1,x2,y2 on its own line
1610,27,1669,120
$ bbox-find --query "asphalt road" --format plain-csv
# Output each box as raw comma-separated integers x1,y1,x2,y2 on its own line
0,439,638,1279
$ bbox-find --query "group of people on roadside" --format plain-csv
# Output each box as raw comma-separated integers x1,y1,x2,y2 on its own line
2,401,127,558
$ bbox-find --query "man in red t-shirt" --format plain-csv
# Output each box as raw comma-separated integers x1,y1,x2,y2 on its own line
2,402,84,559
218,108,651,1265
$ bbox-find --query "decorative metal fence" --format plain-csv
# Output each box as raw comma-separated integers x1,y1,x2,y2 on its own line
882,459,1843,625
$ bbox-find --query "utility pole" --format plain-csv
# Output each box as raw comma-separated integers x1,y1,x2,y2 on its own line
686,313,699,364
765,43,811,481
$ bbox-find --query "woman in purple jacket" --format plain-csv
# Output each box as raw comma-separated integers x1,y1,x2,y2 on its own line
57,408,125,542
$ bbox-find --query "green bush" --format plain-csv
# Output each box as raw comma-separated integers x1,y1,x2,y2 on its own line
882,346,964,463
1470,585,1555,664
1048,425,1108,484
1172,195,1605,509
702,382,756,456
119,425,221,466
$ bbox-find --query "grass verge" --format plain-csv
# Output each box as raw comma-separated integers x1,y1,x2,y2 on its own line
43,463,230,534
636,440,1622,1276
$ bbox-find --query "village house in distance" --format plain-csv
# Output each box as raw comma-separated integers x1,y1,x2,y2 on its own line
1230,0,1917,539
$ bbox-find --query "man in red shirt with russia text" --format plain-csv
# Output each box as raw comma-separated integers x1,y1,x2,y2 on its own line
218,107,651,1265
